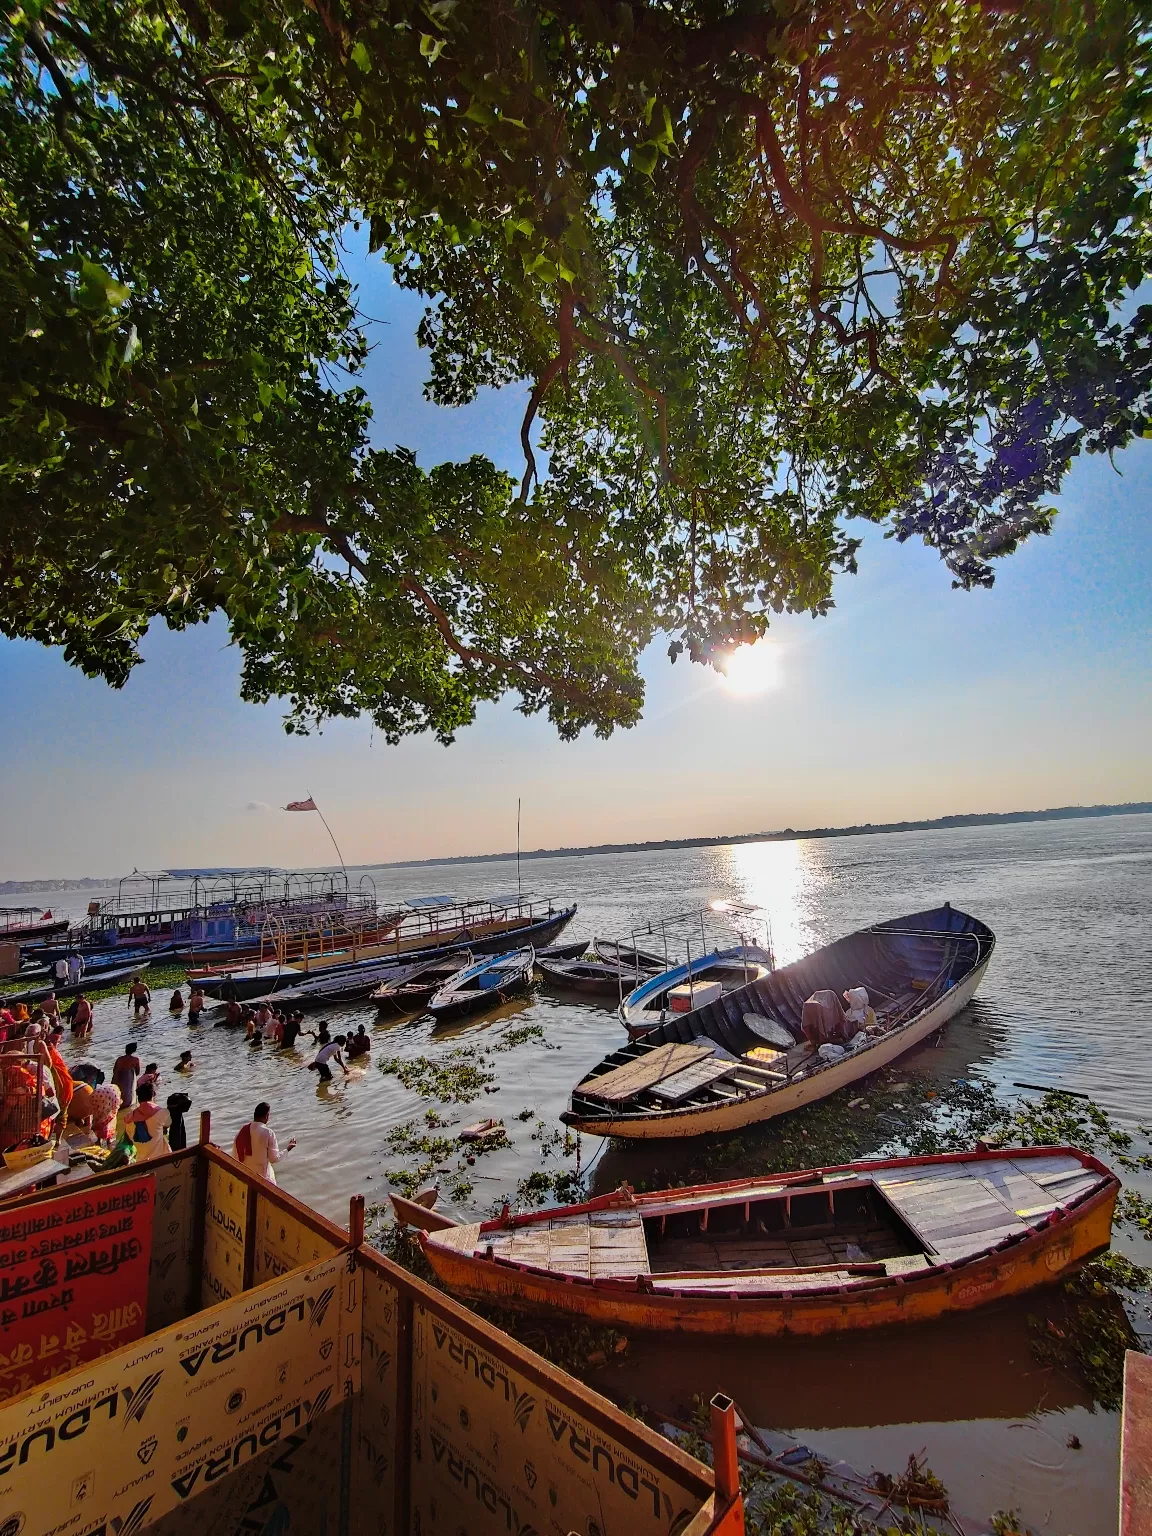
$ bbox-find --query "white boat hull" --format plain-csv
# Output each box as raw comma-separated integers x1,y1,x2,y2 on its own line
569,954,990,1140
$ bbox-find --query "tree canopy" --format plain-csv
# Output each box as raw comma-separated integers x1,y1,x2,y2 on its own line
2,0,1150,738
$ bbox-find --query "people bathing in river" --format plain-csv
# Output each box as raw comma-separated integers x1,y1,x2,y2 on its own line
169,989,184,1014
137,1061,161,1095
174,1050,194,1073
233,1102,296,1183
222,997,244,1028
279,1012,304,1050
308,1035,349,1082
187,986,206,1025
346,1024,371,1060
67,992,93,1036
122,1082,170,1161
40,991,60,1026
112,1042,141,1106
128,976,151,1016
262,1011,283,1045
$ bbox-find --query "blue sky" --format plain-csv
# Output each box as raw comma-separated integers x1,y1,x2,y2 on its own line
2,249,1149,879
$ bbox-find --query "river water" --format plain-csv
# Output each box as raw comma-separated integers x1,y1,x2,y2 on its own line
27,812,1152,1533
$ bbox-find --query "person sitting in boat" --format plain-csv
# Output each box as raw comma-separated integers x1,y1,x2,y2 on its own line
346,1024,371,1060
801,989,851,1046
169,989,185,1014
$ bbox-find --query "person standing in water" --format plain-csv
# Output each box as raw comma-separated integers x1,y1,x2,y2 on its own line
187,986,206,1026
127,976,151,1017
233,1103,296,1183
67,992,93,1036
111,1042,141,1107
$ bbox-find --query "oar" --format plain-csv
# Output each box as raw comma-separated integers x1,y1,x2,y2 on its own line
1012,1081,1091,1101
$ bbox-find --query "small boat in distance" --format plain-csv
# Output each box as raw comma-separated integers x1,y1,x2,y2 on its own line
563,905,994,1140
370,951,473,1015
428,947,536,1023
535,940,592,961
539,956,653,998
620,946,775,1037
593,937,667,972
401,1146,1117,1337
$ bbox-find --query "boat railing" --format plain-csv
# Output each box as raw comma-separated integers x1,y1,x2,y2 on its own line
618,903,775,1006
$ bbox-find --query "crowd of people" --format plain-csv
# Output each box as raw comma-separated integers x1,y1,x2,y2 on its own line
0,965,376,1185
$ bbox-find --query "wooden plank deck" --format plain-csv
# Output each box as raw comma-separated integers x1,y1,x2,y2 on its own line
577,1043,713,1103
649,1056,742,1102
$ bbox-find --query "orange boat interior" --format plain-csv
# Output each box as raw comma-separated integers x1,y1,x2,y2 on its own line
428,1153,1112,1295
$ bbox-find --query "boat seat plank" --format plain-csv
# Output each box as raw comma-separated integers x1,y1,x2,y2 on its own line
884,1253,931,1275
648,1056,742,1102
578,1043,714,1103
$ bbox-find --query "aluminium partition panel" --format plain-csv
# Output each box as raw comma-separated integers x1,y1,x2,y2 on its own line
147,1153,199,1329
251,1186,342,1285
201,1160,250,1305
0,1248,362,1536
407,1296,710,1536
354,1261,403,1536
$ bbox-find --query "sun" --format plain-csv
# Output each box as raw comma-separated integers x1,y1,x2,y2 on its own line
719,639,781,696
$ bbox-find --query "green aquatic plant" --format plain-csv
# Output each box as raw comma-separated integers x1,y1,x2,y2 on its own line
492,1023,548,1052
377,1047,496,1103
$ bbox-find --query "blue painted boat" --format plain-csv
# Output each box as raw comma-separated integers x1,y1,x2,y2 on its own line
619,946,775,1037
428,947,536,1023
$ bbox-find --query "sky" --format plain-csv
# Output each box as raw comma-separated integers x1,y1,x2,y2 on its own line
2,246,1150,879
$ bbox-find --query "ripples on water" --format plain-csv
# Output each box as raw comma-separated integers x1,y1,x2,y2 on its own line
41,812,1152,1535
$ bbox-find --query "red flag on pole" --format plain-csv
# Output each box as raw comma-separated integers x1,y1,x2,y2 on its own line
284,798,317,812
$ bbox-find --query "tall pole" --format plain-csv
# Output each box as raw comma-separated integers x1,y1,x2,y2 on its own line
516,797,522,900
310,795,348,881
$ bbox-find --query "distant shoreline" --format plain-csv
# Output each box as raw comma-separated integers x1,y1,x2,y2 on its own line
7,800,1147,891
360,800,1151,871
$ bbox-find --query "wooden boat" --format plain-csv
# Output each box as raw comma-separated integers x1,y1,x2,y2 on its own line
403,1146,1118,1337
619,946,775,1036
563,905,995,1139
1,960,149,1007
370,951,473,1014
245,966,400,1010
427,947,536,1023
538,956,645,997
190,904,576,998
536,939,591,961
593,937,667,972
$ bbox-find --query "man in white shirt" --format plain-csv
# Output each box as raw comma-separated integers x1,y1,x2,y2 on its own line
54,957,69,987
233,1102,296,1183
308,1036,349,1083
66,953,84,986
